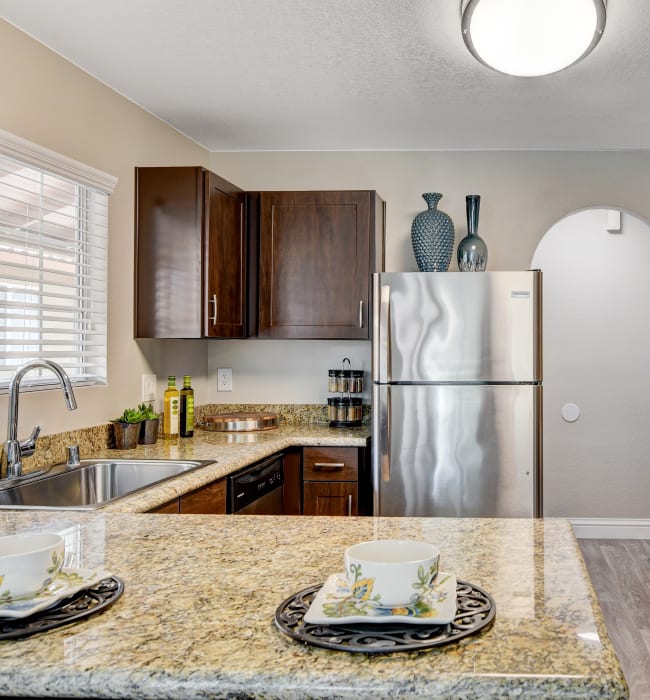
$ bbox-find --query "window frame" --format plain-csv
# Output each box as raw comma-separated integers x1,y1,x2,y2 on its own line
0,129,117,393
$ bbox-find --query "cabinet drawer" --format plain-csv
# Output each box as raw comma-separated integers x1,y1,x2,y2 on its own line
303,447,358,481
303,482,358,516
179,478,227,514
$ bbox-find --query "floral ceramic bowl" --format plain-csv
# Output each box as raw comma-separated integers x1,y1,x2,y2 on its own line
344,539,440,608
0,532,64,601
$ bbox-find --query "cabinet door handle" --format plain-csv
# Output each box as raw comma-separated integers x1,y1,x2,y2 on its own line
313,462,345,471
347,494,353,516
359,300,364,328
209,294,217,324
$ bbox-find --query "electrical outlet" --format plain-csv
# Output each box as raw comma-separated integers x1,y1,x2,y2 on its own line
141,374,157,402
217,368,233,392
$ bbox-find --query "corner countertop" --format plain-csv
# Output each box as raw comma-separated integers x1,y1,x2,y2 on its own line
90,423,370,513
0,514,628,699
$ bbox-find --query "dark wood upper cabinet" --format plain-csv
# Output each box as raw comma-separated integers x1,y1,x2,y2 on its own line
134,166,246,339
255,191,385,339
204,172,246,338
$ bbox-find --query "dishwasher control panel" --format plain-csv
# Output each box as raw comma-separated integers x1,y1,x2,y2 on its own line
227,453,284,513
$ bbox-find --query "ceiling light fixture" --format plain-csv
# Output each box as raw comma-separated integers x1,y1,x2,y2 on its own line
461,0,606,77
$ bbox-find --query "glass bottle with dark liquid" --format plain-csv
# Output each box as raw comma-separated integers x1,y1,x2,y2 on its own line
180,375,194,438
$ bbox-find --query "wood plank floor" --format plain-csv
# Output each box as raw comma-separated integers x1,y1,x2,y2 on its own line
578,539,650,700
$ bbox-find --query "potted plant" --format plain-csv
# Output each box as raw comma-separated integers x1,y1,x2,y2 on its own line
137,402,160,445
110,407,145,450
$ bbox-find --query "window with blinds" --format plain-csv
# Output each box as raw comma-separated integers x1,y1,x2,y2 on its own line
0,151,108,391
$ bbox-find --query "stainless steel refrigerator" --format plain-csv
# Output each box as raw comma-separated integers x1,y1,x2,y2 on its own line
372,270,542,517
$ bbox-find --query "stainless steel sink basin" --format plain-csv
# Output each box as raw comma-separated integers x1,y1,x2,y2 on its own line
0,459,215,510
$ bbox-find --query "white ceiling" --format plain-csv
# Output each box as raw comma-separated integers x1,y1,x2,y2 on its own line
1,0,649,151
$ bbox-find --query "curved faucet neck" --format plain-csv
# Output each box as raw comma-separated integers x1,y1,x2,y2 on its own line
4,360,77,478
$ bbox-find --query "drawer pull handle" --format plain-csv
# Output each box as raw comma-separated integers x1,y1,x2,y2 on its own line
313,462,345,471
348,493,353,516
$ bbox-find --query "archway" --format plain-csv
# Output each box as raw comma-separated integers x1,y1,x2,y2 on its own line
531,207,650,518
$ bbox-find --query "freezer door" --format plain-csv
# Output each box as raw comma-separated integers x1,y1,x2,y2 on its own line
372,384,542,517
372,271,541,383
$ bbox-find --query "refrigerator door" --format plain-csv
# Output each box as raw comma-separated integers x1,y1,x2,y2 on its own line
372,383,542,517
372,271,542,384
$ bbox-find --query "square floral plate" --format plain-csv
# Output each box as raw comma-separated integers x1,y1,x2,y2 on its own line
0,567,112,619
304,571,457,625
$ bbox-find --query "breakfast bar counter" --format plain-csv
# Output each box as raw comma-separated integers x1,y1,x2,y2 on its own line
0,514,628,699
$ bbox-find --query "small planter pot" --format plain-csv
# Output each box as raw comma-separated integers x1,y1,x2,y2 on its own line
111,422,141,450
139,418,160,445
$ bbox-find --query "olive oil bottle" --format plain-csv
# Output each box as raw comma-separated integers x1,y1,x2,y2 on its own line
180,375,194,438
163,375,179,438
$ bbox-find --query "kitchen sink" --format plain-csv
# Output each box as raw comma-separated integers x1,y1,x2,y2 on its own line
0,459,215,510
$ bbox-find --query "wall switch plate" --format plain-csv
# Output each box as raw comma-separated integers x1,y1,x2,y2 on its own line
217,368,233,392
141,374,157,402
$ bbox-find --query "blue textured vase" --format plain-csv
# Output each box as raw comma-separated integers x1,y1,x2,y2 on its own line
410,193,455,272
457,194,488,272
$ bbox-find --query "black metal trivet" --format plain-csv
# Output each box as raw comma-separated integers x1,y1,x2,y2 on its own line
0,576,124,640
275,579,495,653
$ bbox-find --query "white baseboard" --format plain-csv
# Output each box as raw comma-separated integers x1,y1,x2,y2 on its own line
570,518,650,539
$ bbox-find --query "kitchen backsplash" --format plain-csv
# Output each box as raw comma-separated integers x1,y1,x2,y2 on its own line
3,403,366,476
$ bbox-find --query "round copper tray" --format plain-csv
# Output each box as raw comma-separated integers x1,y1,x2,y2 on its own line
200,412,279,432
275,579,495,654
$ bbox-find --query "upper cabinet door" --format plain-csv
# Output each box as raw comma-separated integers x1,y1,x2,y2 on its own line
134,167,204,338
204,173,246,338
134,166,247,339
257,191,385,339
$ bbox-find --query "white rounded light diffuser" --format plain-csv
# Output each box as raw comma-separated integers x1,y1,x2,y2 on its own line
462,0,606,77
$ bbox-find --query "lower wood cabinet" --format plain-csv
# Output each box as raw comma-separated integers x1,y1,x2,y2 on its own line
282,449,302,516
146,478,227,514
303,481,358,516
146,441,370,517
179,478,227,514
302,446,361,516
148,499,180,514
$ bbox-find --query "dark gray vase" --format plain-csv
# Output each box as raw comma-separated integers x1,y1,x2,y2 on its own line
457,195,488,271
410,193,455,272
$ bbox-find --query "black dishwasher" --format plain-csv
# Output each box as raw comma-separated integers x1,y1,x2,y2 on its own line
227,453,284,514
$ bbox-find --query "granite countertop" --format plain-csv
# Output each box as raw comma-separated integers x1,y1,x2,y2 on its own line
88,423,370,513
0,514,628,699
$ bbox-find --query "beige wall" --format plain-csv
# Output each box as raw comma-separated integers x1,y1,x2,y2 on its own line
206,150,650,408
0,19,210,439
532,208,650,518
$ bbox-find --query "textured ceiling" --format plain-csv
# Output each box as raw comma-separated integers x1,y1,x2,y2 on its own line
1,0,649,151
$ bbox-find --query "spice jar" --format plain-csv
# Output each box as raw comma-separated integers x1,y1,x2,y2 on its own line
346,397,363,423
349,370,364,393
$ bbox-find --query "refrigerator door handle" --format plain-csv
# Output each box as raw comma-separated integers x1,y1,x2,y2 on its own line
378,284,391,383
382,387,391,482
372,383,392,515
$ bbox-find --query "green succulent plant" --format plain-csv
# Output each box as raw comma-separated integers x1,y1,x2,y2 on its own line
137,402,159,420
111,407,145,424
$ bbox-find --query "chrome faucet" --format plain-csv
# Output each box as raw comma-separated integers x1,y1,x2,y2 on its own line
3,360,77,479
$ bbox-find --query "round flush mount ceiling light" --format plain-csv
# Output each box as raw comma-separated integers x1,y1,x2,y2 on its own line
461,0,606,77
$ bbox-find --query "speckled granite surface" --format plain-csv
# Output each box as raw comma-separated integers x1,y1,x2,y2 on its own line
0,515,628,699
3,422,369,514
4,403,361,476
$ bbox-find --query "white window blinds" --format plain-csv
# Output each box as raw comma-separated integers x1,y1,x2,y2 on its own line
0,133,116,391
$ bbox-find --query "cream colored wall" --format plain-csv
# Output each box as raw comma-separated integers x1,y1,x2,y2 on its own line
206,150,650,405
533,208,650,518
0,20,210,440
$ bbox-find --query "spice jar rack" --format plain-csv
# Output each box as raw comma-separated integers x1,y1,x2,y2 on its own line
327,358,364,428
